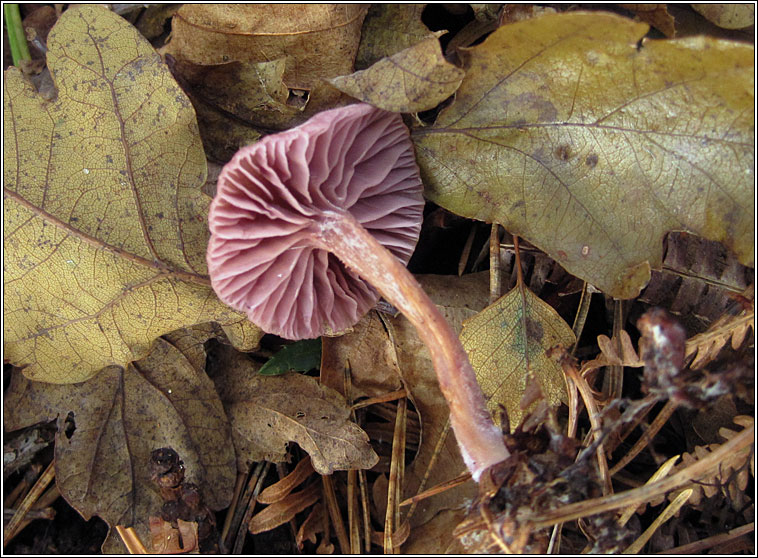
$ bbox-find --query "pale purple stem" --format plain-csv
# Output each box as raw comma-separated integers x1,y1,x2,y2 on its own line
315,210,510,481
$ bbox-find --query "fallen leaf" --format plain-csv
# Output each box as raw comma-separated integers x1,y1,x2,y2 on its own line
354,4,430,70
259,339,322,376
402,508,469,554
412,12,754,299
3,4,262,383
165,55,296,161
461,285,576,430
258,457,315,504
210,343,378,475
330,34,465,113
165,4,368,159
321,310,403,400
249,480,321,535
620,4,676,37
3,331,235,553
691,4,755,29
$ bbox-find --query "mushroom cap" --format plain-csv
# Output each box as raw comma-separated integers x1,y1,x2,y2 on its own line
207,103,425,339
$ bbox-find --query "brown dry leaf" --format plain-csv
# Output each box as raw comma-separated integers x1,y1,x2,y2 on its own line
165,56,298,161
321,310,403,400
210,344,377,475
355,4,429,70
249,480,321,535
461,285,575,431
596,330,643,367
330,34,464,113
3,332,235,553
258,457,315,504
296,501,328,549
165,4,367,158
620,4,676,37
3,4,263,384
412,12,754,300
691,4,755,29
402,508,469,554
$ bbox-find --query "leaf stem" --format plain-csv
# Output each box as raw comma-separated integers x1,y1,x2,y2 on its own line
4,4,31,67
316,211,510,481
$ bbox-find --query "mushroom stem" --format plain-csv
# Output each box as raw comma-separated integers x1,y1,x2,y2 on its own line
317,210,510,481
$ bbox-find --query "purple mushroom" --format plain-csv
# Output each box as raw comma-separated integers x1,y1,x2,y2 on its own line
207,103,509,481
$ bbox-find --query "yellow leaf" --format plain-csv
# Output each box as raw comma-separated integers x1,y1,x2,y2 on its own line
413,12,754,299
461,286,576,431
330,34,465,113
3,5,262,383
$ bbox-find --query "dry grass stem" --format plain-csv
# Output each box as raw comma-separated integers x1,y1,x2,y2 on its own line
622,488,692,553
610,400,679,475
115,525,148,554
4,460,55,546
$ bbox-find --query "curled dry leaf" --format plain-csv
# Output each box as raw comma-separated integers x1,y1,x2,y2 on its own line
249,480,321,535
165,4,368,158
3,332,235,553
330,34,465,113
461,285,575,431
3,4,262,384
412,12,754,300
209,343,378,475
257,457,315,504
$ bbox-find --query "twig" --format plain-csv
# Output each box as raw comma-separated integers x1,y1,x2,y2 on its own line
489,224,502,304
560,360,612,495
385,398,407,553
400,471,471,507
610,400,679,475
351,389,407,410
321,474,350,554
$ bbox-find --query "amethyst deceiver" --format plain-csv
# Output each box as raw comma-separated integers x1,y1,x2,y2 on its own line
207,103,424,340
207,103,509,481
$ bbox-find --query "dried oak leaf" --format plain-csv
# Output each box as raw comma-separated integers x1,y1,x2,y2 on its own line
330,34,465,113
3,4,262,384
3,330,235,553
210,343,378,475
412,12,754,299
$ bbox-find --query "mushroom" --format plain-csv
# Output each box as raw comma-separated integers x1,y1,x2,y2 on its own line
207,102,509,480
